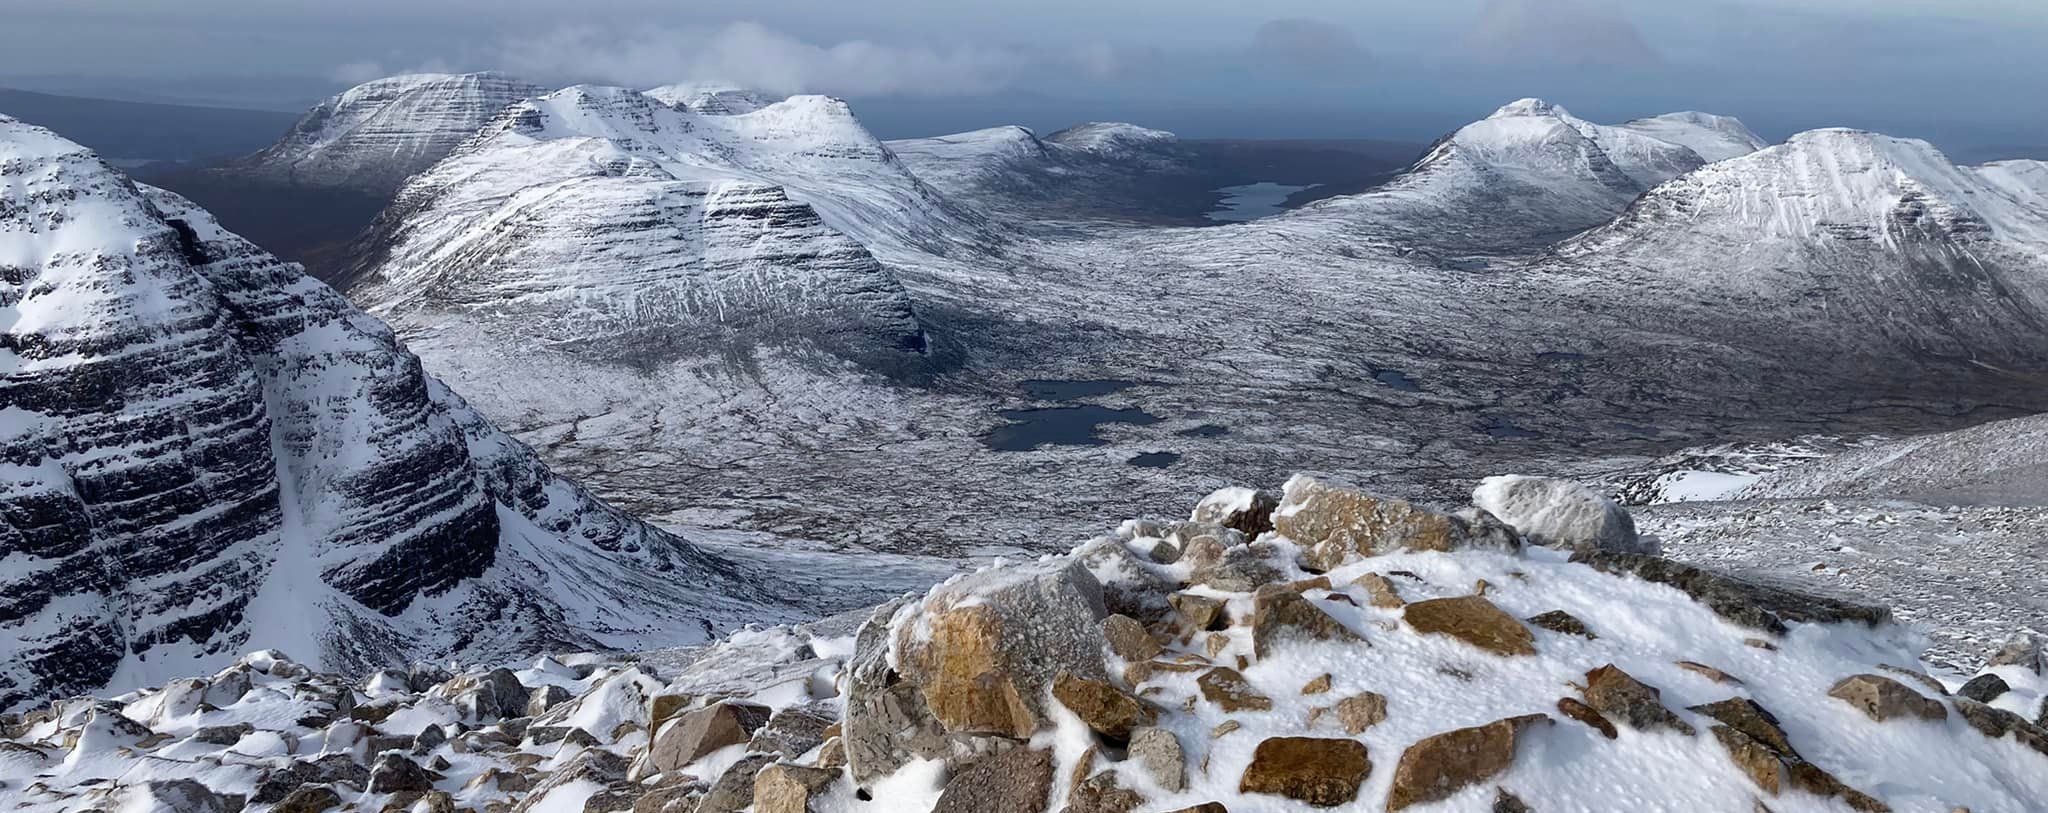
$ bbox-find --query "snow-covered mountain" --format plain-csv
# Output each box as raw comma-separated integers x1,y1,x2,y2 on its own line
0,115,785,711
227,72,547,194
1278,98,1763,255
888,122,1216,225
1546,129,2048,377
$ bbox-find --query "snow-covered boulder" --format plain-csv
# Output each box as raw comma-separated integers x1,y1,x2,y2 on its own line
1474,475,1651,554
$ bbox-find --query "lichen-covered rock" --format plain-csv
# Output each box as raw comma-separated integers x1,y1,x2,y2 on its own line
369,752,435,794
1987,633,2045,675
1198,667,1273,712
1194,544,1285,592
1252,584,1362,658
1472,475,1647,553
1275,475,1518,571
1238,737,1372,807
695,754,776,813
1403,596,1536,657
1192,487,1281,539
1387,715,1549,811
1827,675,1948,723
1130,727,1187,792
1332,692,1388,735
272,785,343,813
1354,573,1405,608
1525,610,1595,639
893,558,1111,739
748,703,837,760
1170,594,1230,631
931,747,1054,813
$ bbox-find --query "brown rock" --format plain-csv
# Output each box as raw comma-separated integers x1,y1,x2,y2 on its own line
931,748,1054,813
1103,615,1164,662
1198,667,1273,713
1875,664,1950,697
1288,576,1334,593
1238,737,1372,807
1052,672,1157,741
1556,697,1616,739
890,558,1112,742
696,754,776,813
1953,698,2048,757
272,786,343,813
1388,716,1550,811
1581,665,1694,734
1066,771,1143,813
1711,725,1788,794
1212,720,1242,737
813,737,846,770
1525,610,1594,639
753,764,838,813
1162,805,1229,813
650,701,772,772
1301,674,1333,695
1171,594,1230,631
1676,661,1743,685
1276,475,1518,571
1253,584,1363,659
1828,675,1948,723
1689,698,1797,756
1197,545,1286,592
1205,632,1231,659
1404,596,1537,657
1333,693,1388,735
1355,573,1405,609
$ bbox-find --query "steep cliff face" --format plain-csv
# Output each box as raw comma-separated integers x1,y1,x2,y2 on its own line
228,72,548,194
0,116,779,711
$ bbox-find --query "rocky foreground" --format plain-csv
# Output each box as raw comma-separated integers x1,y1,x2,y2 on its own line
4,475,2046,812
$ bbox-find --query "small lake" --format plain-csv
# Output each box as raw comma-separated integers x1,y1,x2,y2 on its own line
1373,369,1421,392
1127,452,1181,468
1206,182,1317,223
984,405,1162,451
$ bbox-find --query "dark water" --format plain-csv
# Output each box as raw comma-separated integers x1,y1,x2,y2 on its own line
1127,452,1182,468
1373,369,1421,392
1535,351,1588,362
1206,182,1316,222
1484,417,1541,440
1019,379,1138,401
1177,424,1230,438
984,405,1162,451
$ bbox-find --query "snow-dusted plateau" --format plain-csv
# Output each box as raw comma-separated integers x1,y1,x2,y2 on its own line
5,70,2048,811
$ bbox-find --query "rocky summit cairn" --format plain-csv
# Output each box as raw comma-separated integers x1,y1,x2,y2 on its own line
4,475,2044,812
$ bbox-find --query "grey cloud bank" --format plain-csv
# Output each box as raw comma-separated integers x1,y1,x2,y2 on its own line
0,0,2043,154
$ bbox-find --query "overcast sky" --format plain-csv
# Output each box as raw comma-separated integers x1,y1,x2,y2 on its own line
2,0,2043,151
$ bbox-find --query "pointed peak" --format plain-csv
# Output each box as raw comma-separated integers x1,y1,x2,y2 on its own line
1490,98,1571,119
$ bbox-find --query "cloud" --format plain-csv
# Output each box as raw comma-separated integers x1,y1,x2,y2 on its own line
328,57,458,85
1464,0,1662,68
498,21,1081,97
1248,19,1371,71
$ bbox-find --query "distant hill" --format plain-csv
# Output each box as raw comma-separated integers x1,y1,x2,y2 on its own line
0,87,296,162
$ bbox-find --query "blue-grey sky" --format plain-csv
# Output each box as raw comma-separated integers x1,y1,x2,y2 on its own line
2,0,2043,155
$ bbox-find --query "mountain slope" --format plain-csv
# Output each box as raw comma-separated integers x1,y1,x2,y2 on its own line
0,115,781,710
1546,129,2048,377
226,72,547,194
1270,98,1761,256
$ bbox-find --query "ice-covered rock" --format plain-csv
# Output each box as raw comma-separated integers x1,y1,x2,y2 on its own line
1472,475,1649,553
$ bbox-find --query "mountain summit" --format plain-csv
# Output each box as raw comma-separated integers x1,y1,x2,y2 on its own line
230,72,547,194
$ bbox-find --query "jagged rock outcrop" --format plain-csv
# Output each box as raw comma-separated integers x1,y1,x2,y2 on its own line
0,116,781,709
